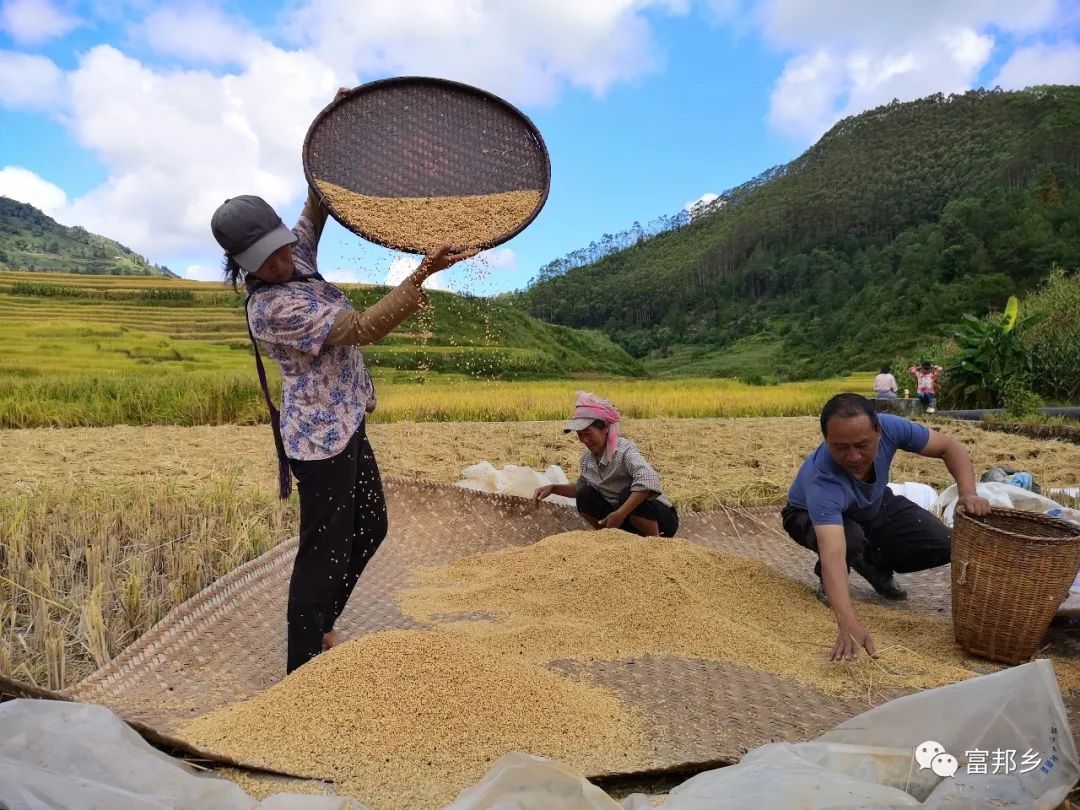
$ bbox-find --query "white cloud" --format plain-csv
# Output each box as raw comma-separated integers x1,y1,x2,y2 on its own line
183,263,219,281
0,166,68,216
0,0,79,45
754,0,1062,142
685,191,719,211
0,2,691,271
318,266,370,284
384,255,454,291
287,0,687,106
56,43,340,258
755,0,1058,50
445,247,520,294
476,247,518,272
0,49,66,110
137,4,265,66
384,256,414,287
685,191,724,220
993,42,1080,89
771,28,993,141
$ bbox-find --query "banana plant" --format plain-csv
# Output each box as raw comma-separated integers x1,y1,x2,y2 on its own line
944,297,1043,409
1001,295,1019,333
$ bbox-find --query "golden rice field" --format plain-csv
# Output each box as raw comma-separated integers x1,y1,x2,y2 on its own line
3,417,1079,689
0,268,879,427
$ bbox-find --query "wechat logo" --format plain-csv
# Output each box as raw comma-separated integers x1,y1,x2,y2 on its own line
915,740,959,778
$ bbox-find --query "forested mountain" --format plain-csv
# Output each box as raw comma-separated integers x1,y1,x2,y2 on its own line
0,197,175,276
516,86,1080,378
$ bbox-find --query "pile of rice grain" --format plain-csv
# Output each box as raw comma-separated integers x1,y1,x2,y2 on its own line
182,629,648,810
315,180,541,252
400,530,1080,698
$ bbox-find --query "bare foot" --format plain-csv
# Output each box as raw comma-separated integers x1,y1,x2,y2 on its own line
322,629,346,650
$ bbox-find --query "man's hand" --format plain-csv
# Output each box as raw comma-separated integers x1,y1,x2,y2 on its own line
920,431,988,517
599,510,626,530
832,621,876,661
956,492,991,516
533,484,554,504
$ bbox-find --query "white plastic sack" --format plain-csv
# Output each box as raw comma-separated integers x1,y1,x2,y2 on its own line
934,482,1080,528
889,482,940,512
0,699,362,810
443,752,623,810
648,660,1077,809
455,462,577,507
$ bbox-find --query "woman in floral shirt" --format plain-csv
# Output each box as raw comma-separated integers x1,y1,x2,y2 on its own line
211,93,475,672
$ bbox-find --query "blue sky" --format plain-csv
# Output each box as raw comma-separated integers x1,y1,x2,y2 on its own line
1,1,1078,295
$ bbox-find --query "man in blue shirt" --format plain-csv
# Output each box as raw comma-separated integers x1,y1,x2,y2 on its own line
782,393,990,663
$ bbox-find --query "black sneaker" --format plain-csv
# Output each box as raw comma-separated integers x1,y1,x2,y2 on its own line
865,572,908,600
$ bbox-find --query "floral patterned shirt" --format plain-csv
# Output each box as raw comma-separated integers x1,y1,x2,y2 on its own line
247,215,375,461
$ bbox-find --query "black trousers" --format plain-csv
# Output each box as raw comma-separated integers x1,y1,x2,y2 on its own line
285,421,388,673
781,487,951,580
577,485,679,538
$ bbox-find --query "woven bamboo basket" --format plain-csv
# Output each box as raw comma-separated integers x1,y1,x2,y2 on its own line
952,507,1080,665
303,76,550,254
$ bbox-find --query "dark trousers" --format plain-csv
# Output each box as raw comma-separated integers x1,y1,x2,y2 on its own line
576,485,679,538
286,421,387,673
918,392,936,408
780,487,951,581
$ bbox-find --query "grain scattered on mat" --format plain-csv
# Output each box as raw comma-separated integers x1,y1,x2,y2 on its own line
315,180,540,251
181,629,648,810
401,530,1017,700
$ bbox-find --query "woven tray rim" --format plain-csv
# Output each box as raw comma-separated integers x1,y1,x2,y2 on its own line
301,75,552,254
956,506,1080,542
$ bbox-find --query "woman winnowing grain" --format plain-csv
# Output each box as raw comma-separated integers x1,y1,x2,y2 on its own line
532,392,679,537
210,89,476,673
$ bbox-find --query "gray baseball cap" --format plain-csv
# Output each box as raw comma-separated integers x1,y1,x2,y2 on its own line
563,417,596,433
211,195,297,274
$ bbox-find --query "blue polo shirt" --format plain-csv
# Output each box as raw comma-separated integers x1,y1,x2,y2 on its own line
788,414,930,526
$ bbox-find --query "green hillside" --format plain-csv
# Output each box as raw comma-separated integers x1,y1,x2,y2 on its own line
0,196,175,276
517,85,1080,378
0,270,640,382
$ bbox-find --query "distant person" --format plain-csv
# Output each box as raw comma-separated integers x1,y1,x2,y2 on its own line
210,87,477,674
908,360,943,413
533,392,678,537
781,393,990,662
873,365,898,399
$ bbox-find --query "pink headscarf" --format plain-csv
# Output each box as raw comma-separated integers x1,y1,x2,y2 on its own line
571,391,620,464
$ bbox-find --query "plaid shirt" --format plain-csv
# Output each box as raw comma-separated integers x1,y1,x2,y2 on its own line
576,437,673,508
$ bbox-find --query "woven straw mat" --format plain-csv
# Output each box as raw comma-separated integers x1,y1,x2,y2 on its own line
3,477,1079,779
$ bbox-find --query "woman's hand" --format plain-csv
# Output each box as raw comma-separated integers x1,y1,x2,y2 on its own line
411,244,480,288
533,484,555,504
598,510,627,530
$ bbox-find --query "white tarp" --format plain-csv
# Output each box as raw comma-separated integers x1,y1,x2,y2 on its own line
443,752,624,810
0,700,363,810
451,661,1078,810
1,663,1076,809
934,482,1080,528
888,482,939,512
455,462,577,507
